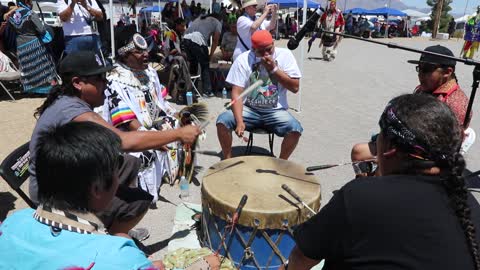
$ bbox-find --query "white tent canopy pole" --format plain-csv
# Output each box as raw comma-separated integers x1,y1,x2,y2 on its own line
110,0,115,61
295,0,309,112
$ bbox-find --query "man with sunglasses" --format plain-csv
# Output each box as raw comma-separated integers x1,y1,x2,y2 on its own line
351,45,472,176
408,45,470,127
98,28,185,205
217,30,303,160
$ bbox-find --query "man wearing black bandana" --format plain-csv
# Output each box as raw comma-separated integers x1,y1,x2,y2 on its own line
286,94,480,270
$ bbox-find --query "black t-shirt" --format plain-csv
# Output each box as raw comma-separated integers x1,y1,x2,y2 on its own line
294,175,480,270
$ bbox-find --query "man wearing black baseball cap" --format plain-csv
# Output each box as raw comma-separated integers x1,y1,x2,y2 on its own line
407,45,469,128
29,51,200,239
350,45,473,176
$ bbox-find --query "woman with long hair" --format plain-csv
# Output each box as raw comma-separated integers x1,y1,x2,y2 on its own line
30,51,200,238
288,94,480,270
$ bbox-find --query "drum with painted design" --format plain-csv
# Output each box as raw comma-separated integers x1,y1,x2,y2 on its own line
201,156,321,270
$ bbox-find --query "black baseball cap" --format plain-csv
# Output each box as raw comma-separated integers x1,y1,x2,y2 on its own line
59,51,113,76
407,45,456,67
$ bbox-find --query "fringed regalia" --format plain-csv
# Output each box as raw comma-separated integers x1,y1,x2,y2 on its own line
100,64,179,203
9,6,57,94
462,15,480,59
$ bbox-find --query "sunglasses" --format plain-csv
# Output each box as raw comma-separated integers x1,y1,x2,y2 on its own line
415,64,442,74
131,48,148,55
254,45,274,55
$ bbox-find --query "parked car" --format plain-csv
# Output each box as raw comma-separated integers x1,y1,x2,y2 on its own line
35,11,62,27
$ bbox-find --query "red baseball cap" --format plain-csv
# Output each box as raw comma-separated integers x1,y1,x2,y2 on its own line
251,30,273,49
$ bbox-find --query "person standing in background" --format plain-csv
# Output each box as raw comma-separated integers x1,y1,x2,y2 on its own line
233,0,277,60
183,13,222,97
58,0,104,58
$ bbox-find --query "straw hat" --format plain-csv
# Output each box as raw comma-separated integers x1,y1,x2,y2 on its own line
242,0,258,8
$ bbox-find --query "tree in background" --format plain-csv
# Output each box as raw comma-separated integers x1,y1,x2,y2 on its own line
426,0,453,33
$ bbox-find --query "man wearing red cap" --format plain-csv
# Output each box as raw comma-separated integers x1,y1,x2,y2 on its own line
216,30,303,160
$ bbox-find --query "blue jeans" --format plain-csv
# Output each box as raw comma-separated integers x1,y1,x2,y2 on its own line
64,34,102,57
216,106,303,137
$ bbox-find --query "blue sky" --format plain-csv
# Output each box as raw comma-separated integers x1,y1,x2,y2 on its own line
401,0,477,14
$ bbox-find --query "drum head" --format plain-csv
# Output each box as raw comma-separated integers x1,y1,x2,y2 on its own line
202,156,321,229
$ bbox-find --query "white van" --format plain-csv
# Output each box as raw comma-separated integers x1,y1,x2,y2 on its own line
35,11,62,27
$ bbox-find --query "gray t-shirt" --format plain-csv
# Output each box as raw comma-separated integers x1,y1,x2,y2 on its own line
29,95,92,202
184,16,221,46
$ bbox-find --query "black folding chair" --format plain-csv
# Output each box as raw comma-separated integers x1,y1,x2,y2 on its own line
0,142,37,209
244,128,275,157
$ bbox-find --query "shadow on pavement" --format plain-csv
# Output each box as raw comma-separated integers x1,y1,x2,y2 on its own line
0,192,17,221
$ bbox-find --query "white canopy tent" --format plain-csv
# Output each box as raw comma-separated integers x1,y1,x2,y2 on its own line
401,9,428,18
456,13,476,23
415,16,431,22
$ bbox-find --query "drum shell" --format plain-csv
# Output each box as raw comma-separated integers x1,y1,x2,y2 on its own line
202,209,296,270
201,157,321,230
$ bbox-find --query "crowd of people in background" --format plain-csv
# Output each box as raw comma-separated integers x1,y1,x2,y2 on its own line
0,0,431,100
344,12,417,39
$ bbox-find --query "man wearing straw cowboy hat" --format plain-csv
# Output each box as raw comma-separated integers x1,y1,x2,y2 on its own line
233,0,278,60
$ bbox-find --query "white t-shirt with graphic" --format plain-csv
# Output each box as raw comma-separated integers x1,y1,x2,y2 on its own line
233,15,270,60
226,48,301,110
57,0,100,36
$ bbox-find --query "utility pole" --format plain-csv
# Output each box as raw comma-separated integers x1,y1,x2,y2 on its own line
432,0,444,39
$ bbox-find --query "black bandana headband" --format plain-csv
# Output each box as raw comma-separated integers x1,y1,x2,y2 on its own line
379,104,447,162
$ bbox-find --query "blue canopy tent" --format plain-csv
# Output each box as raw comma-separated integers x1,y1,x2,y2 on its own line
140,5,163,12
344,8,368,15
268,0,320,9
365,7,407,17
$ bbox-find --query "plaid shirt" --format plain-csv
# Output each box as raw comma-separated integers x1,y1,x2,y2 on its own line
415,79,471,127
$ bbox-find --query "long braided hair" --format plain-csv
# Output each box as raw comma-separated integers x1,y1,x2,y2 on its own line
34,74,79,118
379,94,480,270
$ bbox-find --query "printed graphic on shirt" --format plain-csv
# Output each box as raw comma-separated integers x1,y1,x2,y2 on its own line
244,62,279,109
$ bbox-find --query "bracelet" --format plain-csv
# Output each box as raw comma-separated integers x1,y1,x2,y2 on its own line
269,66,279,75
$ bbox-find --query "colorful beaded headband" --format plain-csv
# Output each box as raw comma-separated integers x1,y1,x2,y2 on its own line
118,33,148,56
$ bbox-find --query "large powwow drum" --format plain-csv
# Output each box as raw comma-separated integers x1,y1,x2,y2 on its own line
201,156,321,270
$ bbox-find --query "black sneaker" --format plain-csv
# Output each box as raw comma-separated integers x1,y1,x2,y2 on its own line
128,227,150,242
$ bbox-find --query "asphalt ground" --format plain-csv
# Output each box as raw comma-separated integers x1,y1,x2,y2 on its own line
0,36,478,260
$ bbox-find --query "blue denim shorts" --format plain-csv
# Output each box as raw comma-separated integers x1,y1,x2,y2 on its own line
216,106,303,137
64,34,102,55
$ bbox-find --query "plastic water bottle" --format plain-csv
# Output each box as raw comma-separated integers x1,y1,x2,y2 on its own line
222,87,227,99
186,91,193,105
180,176,189,199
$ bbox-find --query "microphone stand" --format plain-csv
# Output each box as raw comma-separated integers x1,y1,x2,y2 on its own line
315,29,480,129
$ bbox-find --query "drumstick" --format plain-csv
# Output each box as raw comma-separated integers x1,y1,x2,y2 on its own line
306,159,377,172
281,184,316,215
234,194,248,221
199,80,264,130
165,146,218,156
220,195,248,265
